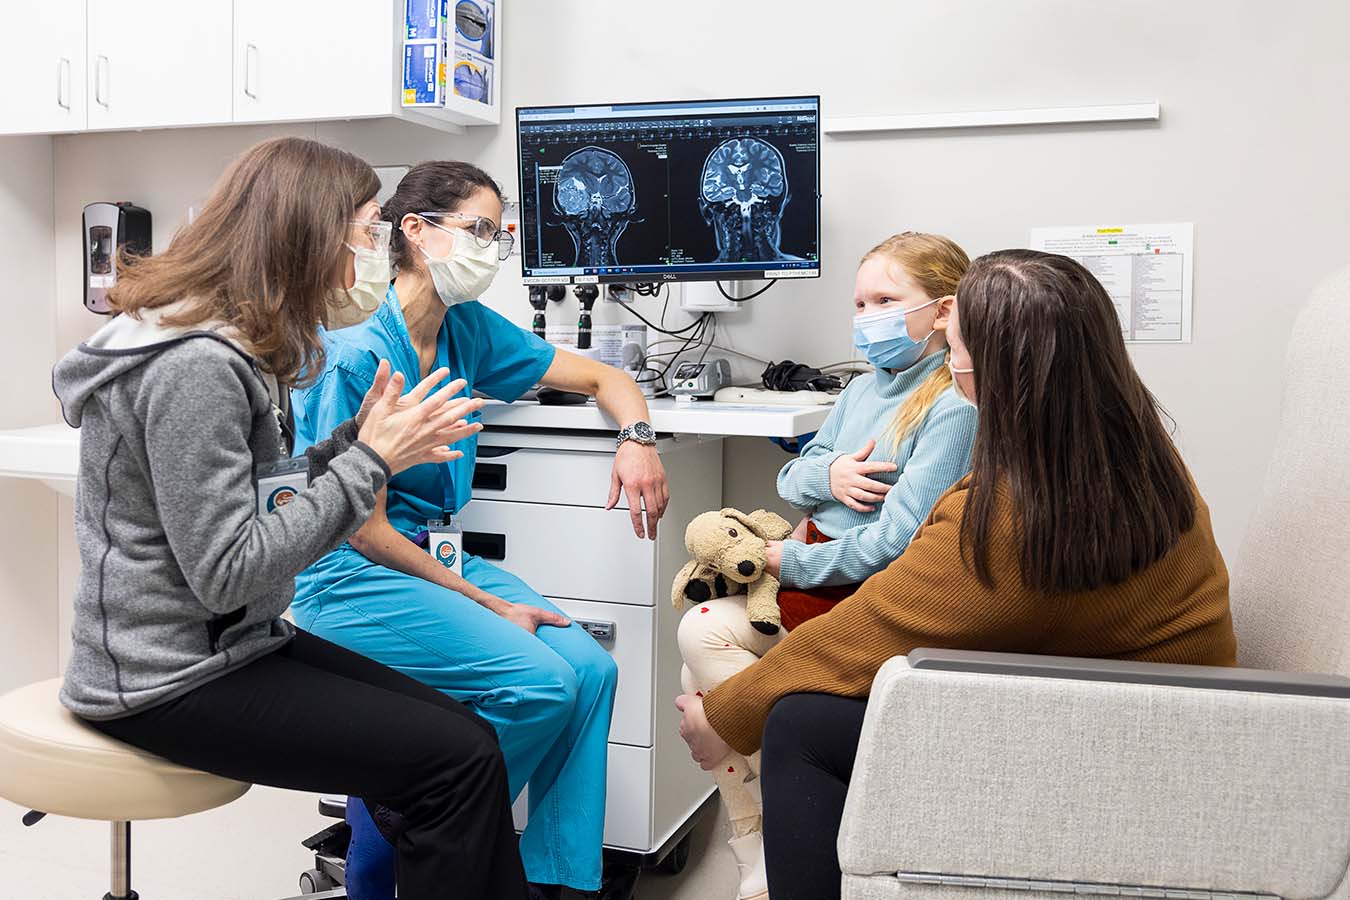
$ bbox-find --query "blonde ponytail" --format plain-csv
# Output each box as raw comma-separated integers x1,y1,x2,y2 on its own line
861,232,971,453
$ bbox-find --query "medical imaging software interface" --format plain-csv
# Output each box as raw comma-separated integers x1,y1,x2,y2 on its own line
516,96,820,283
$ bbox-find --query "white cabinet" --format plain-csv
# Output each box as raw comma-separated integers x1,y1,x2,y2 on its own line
232,0,396,125
0,0,87,135
86,0,233,131
467,432,721,857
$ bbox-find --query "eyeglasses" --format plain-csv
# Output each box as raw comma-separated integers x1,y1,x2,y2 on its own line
419,211,514,261
348,218,392,254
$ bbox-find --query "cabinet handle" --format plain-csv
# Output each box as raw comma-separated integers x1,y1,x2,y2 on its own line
463,531,506,561
471,462,507,492
244,43,259,99
56,58,71,110
94,55,109,108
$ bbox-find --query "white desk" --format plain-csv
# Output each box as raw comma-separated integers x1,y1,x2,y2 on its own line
0,400,831,862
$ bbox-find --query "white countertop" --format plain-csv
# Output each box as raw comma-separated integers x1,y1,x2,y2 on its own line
481,397,831,438
0,400,831,490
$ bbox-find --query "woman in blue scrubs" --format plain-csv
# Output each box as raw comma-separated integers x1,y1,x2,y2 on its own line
291,161,670,899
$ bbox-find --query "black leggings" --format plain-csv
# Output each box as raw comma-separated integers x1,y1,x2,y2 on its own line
87,629,526,900
761,693,869,900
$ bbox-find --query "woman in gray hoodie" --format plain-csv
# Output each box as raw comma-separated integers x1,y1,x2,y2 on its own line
51,137,529,900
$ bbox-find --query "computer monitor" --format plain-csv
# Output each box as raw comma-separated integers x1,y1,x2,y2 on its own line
516,95,821,285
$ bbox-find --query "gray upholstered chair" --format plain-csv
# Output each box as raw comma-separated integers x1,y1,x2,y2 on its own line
838,267,1350,900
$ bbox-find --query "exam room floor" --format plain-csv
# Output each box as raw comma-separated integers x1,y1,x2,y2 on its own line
1,788,738,899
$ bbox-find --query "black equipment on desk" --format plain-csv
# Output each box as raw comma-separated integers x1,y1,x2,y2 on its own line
574,284,599,350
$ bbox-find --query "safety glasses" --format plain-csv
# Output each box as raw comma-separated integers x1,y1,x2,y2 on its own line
419,211,514,261
347,218,392,254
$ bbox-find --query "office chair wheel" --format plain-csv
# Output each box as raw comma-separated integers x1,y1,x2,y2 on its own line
299,868,337,893
656,833,692,874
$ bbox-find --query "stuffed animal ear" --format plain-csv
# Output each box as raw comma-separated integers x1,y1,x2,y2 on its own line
671,560,699,609
719,507,793,541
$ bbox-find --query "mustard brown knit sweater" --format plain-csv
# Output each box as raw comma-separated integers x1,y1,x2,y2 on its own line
703,479,1237,755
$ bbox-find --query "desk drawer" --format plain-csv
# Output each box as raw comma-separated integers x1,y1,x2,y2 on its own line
472,447,623,508
458,500,655,606
549,597,653,748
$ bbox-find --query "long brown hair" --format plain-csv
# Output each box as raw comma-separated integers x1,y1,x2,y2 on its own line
862,232,970,452
108,137,380,386
956,250,1195,592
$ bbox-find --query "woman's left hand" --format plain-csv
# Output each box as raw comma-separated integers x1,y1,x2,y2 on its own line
608,442,670,540
764,540,783,580
675,694,732,770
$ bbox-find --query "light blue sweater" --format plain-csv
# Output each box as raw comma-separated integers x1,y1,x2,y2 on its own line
776,351,978,590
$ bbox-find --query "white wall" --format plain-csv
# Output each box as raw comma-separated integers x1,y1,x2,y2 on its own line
0,136,59,692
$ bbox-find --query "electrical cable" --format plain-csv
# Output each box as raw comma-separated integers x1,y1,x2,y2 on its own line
716,280,777,302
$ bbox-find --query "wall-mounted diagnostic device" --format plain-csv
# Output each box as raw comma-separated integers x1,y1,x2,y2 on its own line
516,95,821,287
670,358,732,400
83,202,151,315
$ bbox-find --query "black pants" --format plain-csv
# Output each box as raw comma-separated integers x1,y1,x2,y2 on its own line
761,693,869,900
87,629,526,900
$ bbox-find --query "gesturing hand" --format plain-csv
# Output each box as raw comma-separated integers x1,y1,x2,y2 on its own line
357,363,485,476
828,438,897,513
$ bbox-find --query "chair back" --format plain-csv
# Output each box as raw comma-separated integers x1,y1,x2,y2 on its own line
1229,265,1350,677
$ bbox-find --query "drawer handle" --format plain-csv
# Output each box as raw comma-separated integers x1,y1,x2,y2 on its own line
472,462,507,491
576,619,615,644
476,446,520,459
463,531,506,560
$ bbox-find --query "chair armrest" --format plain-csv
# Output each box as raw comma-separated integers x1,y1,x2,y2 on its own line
838,654,1350,900
907,647,1350,698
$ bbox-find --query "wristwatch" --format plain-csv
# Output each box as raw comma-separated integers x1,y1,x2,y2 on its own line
616,421,657,449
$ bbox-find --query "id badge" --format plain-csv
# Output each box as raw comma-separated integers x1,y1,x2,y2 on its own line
256,457,310,515
427,517,463,576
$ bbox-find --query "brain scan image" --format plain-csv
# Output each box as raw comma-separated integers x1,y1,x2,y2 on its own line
699,138,802,263
552,146,638,267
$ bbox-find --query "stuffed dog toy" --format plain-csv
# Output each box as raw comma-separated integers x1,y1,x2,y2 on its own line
671,507,794,635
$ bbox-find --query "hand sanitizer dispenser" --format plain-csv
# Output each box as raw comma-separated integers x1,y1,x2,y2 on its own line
83,202,151,314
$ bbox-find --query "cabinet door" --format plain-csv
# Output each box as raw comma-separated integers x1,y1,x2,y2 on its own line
0,0,86,135
86,0,232,131
233,0,395,124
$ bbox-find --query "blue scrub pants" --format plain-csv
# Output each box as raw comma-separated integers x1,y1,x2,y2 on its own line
293,550,618,892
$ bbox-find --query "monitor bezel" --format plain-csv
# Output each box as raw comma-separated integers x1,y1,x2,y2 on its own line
514,93,822,286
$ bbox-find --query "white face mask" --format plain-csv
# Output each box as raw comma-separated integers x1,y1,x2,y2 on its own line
326,243,392,329
948,360,976,407
420,221,501,307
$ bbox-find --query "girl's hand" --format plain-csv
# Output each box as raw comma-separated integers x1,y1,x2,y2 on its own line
675,694,732,770
765,540,783,580
357,368,485,476
498,602,571,635
828,438,897,513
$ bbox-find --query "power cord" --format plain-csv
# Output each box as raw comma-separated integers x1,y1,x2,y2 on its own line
761,360,842,393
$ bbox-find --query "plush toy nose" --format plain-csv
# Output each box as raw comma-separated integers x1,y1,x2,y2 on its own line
737,560,756,576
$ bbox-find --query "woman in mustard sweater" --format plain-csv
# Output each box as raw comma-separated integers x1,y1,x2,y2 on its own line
675,249,1237,900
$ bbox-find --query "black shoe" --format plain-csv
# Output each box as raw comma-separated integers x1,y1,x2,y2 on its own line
367,802,406,845
527,884,563,900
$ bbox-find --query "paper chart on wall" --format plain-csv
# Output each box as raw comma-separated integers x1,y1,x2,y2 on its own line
1029,223,1194,343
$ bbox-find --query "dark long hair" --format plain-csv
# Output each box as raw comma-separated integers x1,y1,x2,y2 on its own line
957,250,1196,592
108,137,380,386
382,161,503,271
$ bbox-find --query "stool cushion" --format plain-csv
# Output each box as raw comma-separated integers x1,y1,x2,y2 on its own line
0,679,249,821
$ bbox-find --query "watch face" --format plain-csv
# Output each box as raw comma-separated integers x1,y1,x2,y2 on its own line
633,421,655,442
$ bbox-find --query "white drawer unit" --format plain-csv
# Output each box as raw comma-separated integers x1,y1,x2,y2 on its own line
458,501,655,606
548,597,654,748
473,446,628,508
479,433,723,859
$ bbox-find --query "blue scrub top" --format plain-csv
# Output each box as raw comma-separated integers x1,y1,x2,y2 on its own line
293,285,556,538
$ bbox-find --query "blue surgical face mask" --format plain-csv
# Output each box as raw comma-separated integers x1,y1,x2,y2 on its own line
853,297,940,371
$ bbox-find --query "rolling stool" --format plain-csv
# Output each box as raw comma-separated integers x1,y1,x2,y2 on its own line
0,679,252,899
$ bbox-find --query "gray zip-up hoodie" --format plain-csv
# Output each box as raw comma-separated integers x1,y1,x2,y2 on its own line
52,304,390,720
